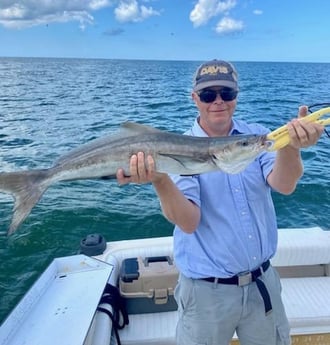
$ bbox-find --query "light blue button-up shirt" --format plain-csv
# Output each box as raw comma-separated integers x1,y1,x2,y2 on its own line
172,117,277,279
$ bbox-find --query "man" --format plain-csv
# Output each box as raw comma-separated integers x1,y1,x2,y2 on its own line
116,60,324,345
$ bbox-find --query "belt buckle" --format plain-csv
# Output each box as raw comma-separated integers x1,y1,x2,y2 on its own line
238,272,252,286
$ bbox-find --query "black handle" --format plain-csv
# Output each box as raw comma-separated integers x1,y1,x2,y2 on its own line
144,256,173,266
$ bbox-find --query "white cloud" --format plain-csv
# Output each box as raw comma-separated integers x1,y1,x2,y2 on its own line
114,0,159,23
253,9,263,15
0,0,111,29
0,0,159,29
89,0,111,10
215,16,244,34
190,0,236,27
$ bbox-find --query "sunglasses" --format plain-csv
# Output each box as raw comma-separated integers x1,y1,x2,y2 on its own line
197,88,238,103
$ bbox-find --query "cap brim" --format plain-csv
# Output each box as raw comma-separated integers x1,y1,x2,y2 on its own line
193,80,238,92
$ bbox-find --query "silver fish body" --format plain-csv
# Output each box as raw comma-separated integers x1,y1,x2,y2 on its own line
0,122,272,235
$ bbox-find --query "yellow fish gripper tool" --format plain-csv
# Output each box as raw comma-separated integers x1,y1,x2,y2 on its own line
266,107,330,151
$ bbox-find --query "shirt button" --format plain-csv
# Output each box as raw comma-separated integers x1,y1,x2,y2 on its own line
248,235,252,239
253,256,257,260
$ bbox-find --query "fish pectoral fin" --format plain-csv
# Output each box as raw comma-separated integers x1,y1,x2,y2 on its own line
158,153,208,169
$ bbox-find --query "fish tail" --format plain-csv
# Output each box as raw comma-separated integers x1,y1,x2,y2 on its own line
0,169,52,235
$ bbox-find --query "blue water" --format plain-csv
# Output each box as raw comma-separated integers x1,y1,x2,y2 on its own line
0,58,329,323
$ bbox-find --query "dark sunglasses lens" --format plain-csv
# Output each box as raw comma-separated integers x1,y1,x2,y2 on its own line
221,89,238,101
199,90,217,103
198,88,237,103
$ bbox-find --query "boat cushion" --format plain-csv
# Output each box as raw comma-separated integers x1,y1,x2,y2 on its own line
272,227,330,266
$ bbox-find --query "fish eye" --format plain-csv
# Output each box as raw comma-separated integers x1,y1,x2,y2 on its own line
266,140,274,148
240,140,249,147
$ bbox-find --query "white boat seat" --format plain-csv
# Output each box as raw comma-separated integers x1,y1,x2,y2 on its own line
272,227,330,266
281,277,330,334
118,311,177,345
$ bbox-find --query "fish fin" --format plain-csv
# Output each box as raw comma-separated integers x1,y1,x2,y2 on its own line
157,153,214,174
100,175,117,180
55,122,162,165
0,170,51,235
159,153,207,164
120,122,163,134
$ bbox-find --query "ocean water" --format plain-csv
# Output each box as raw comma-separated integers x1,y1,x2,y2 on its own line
0,57,329,323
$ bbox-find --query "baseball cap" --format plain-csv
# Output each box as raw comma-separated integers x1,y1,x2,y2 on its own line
193,59,238,92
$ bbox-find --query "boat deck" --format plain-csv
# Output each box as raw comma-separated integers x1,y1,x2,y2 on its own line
1,227,329,345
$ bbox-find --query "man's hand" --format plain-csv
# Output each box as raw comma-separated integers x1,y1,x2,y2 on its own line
287,105,324,149
116,152,167,185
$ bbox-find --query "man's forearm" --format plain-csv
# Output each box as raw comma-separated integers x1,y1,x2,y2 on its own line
153,175,200,233
268,146,303,195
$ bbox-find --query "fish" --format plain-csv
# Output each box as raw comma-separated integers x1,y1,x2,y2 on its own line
0,122,273,235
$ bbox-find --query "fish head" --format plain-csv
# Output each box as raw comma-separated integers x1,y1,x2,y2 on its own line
210,134,273,174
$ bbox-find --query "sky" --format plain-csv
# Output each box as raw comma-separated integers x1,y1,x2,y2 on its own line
0,0,330,62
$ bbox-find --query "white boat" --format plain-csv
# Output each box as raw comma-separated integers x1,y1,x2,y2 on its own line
1,226,330,345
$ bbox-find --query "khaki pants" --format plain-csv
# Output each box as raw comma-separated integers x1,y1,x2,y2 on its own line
174,266,290,345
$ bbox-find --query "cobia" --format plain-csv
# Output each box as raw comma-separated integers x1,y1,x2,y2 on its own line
0,122,273,235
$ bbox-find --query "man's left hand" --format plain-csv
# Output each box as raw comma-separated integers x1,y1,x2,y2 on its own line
287,105,324,149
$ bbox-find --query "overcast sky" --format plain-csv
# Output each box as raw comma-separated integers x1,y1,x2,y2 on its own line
0,0,329,62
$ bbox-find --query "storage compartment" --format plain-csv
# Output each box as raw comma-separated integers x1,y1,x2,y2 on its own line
119,256,179,314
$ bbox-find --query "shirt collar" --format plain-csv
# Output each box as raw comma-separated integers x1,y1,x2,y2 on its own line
191,116,243,137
